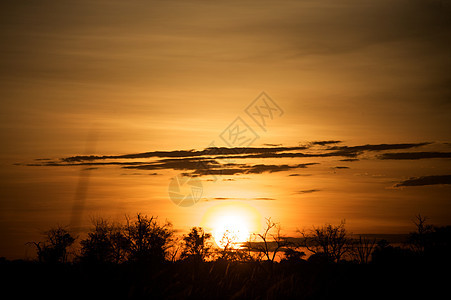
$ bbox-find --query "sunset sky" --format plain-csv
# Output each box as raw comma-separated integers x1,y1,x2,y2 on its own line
1,0,450,259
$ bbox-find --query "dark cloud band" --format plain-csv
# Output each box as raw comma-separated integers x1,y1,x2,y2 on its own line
395,175,451,187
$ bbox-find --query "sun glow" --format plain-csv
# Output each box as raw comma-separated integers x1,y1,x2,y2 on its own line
213,214,250,248
201,202,262,248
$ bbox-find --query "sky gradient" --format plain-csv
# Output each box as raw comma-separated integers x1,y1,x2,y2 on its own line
1,0,450,259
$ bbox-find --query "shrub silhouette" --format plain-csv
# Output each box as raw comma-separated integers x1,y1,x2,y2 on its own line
282,248,306,262
371,239,415,264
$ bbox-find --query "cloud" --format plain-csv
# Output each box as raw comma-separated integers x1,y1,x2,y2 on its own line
288,174,312,177
24,141,438,178
327,142,430,152
340,158,360,162
297,189,321,194
60,146,309,162
215,143,430,160
212,150,354,159
123,159,219,171
379,152,451,160
37,142,432,169
311,140,342,146
394,175,451,187
82,167,98,171
245,163,318,174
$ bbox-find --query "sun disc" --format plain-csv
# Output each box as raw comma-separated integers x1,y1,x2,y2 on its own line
201,202,262,248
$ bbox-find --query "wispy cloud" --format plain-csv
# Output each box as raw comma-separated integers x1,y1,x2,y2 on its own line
288,174,312,177
328,142,431,151
24,141,447,180
297,189,321,194
246,163,318,174
50,142,431,164
379,152,451,160
340,158,359,162
311,140,342,146
394,175,451,187
61,146,310,162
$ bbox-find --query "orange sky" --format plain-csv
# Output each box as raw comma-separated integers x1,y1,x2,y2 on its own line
1,0,450,259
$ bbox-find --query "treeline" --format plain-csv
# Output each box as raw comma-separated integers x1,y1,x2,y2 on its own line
1,214,449,299
27,214,451,265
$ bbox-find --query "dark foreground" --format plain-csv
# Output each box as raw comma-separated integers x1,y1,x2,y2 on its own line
0,260,446,300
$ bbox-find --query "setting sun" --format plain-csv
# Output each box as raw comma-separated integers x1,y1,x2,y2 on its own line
201,202,262,247
213,214,250,248
1,1,450,298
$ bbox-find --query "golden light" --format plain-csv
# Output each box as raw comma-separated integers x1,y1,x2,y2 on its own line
213,214,249,248
201,201,262,248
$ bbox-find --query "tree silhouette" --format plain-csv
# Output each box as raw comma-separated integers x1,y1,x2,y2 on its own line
80,218,129,263
407,214,451,262
214,230,253,262
180,227,212,262
300,220,350,263
217,230,237,260
124,213,174,263
250,217,290,262
166,235,182,262
351,235,376,264
407,214,433,254
31,226,75,263
108,222,130,263
80,218,113,263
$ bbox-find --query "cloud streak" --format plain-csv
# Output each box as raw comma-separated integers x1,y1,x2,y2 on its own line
23,141,449,179
56,142,431,163
379,152,451,160
395,175,451,187
61,146,309,162
297,189,321,194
